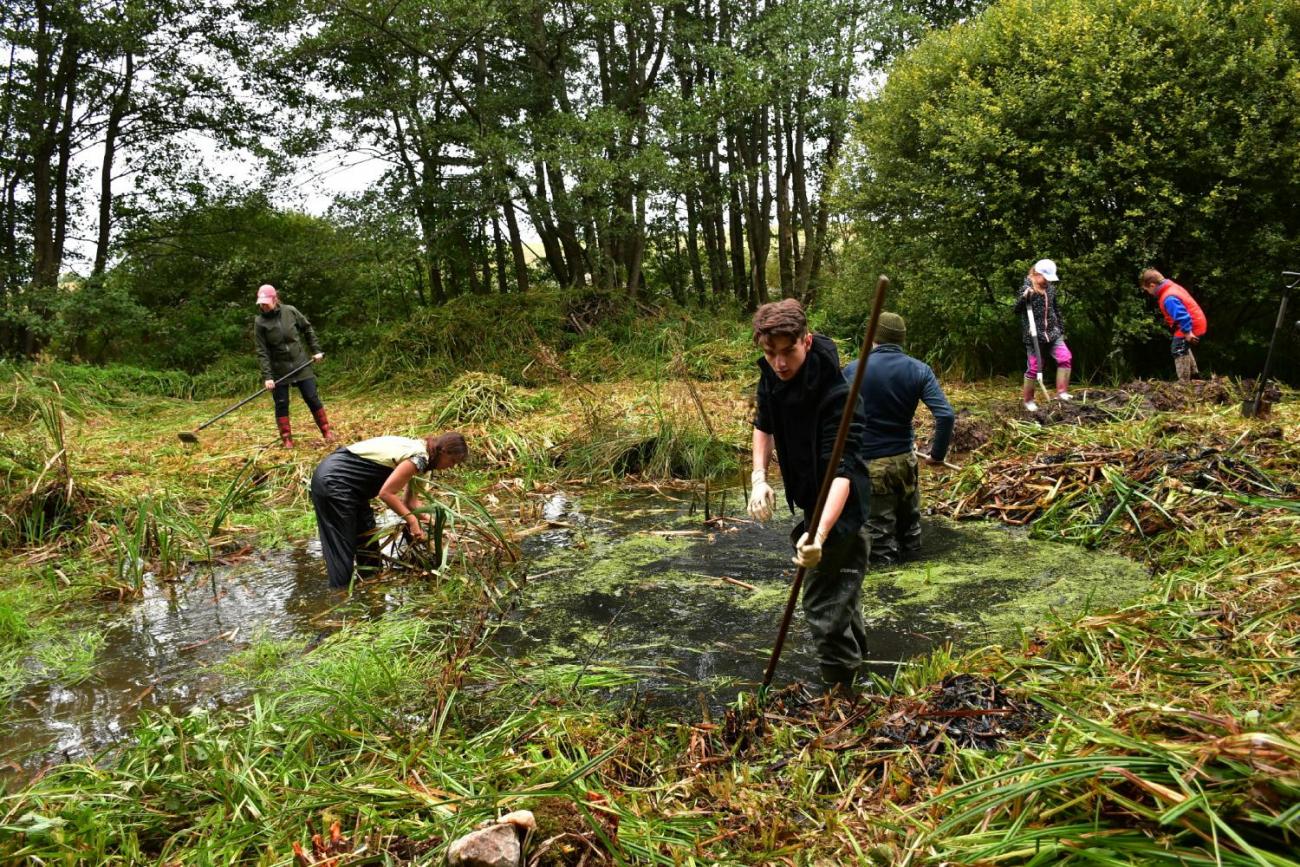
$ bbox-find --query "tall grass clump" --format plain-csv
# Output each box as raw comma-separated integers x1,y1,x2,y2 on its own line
0,361,192,419
109,493,209,593
561,415,739,481
0,383,103,551
432,372,525,426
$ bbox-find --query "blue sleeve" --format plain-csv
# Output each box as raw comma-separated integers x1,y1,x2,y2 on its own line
1163,296,1194,335
842,360,857,382
920,366,956,462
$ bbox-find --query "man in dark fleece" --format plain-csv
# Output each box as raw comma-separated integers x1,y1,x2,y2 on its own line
842,312,955,566
747,299,871,693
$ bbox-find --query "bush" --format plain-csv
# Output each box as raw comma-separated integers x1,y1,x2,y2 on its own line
837,0,1300,381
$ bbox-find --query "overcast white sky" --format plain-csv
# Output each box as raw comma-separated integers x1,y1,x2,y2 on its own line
64,132,390,271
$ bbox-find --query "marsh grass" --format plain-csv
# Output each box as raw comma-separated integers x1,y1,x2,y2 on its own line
0,355,1296,864
109,492,210,594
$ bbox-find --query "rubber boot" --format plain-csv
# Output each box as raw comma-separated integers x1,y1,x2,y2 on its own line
312,406,336,444
1022,380,1038,413
276,415,294,448
819,664,859,698
1056,367,1073,401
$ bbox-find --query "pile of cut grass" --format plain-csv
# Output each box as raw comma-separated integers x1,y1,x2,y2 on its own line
432,371,526,427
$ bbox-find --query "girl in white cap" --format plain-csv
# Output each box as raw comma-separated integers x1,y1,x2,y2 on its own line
253,283,334,446
1014,259,1073,411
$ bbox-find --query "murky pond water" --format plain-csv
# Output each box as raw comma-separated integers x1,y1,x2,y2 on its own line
496,487,1149,709
1,484,1148,783
0,543,411,784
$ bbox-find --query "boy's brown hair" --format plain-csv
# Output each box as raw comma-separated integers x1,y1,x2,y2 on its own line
1139,268,1164,288
752,299,807,344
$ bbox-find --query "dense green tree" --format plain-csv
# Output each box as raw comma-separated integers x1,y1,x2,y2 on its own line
837,0,1300,379
103,192,384,372
0,0,266,357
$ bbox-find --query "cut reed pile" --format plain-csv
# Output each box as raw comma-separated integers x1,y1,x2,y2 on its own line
938,431,1298,539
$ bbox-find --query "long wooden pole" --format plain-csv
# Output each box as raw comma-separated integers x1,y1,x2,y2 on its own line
761,275,889,689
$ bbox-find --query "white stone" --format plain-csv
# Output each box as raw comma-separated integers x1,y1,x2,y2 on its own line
447,823,521,867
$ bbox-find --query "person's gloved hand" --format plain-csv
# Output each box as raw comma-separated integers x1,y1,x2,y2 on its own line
313,352,325,361
747,469,775,522
792,530,825,569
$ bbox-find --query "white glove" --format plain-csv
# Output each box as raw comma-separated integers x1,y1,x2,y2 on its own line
747,469,775,522
792,530,825,569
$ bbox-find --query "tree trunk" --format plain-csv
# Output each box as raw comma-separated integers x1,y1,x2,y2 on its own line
684,189,706,303
791,91,815,300
726,129,746,304
545,160,588,286
492,211,508,293
52,55,78,277
1,41,21,304
502,200,529,292
95,52,133,276
774,100,794,297
528,162,569,287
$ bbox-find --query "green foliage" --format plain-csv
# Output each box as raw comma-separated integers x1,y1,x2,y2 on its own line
837,0,1300,380
109,493,208,593
0,592,32,649
99,192,396,373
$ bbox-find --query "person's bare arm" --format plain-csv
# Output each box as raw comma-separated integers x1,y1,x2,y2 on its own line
378,460,424,539
752,429,774,473
815,477,851,541
404,478,423,513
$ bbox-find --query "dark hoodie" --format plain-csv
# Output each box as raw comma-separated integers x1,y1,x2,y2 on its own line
753,333,870,538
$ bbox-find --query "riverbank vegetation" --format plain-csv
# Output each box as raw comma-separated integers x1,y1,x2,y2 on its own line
0,337,1295,862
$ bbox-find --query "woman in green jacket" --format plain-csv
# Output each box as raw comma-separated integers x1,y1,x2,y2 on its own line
254,283,335,447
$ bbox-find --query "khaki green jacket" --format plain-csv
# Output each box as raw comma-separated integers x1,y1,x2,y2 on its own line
254,304,322,384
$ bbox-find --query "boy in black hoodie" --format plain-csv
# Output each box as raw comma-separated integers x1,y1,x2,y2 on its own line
747,299,871,692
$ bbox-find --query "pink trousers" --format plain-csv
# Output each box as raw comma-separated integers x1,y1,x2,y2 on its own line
1025,338,1072,378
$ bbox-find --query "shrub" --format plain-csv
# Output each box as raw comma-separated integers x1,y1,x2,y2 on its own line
837,0,1300,381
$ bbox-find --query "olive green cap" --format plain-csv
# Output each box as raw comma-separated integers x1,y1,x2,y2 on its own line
876,311,906,345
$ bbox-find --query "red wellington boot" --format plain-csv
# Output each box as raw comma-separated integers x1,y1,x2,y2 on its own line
276,415,294,448
312,407,336,443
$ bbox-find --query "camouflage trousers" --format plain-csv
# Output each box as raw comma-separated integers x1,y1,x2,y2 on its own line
791,522,870,684
1172,336,1199,383
866,452,921,566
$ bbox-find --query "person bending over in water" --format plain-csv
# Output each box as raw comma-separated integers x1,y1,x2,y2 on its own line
310,433,468,589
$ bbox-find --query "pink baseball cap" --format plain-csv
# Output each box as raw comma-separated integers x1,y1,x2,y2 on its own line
256,284,278,304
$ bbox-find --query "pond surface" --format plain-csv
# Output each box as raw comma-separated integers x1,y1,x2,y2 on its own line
495,487,1149,709
1,484,1148,783
0,544,409,785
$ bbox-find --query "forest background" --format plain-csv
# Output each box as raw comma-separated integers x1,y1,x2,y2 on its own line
2,0,1298,387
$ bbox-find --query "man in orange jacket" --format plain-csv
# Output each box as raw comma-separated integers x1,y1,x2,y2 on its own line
1141,269,1208,382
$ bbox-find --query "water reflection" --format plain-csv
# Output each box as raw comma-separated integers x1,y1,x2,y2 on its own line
1,546,380,783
